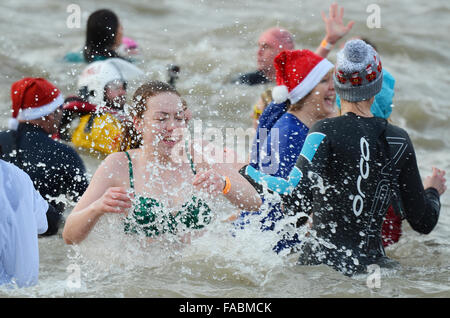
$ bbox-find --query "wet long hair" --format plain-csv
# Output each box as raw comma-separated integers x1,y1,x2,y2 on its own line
120,81,187,151
83,9,121,63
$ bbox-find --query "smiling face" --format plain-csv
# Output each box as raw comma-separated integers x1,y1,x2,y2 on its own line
139,92,188,156
301,70,337,119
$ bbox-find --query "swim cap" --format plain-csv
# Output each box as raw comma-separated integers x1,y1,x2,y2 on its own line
77,58,144,106
117,37,139,56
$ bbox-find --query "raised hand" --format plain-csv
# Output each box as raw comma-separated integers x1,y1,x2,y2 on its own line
424,167,447,195
321,2,355,45
192,169,225,195
92,186,134,215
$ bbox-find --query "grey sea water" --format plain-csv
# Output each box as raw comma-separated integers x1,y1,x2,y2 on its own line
0,0,449,297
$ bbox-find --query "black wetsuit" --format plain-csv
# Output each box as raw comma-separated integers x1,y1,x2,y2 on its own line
284,112,441,275
0,123,89,235
232,70,271,86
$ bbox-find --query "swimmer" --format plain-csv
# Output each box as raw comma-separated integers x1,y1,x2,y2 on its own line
336,37,399,247
249,3,354,127
250,49,336,179
167,64,181,88
62,81,261,245
241,49,337,252
239,50,336,253
64,9,131,63
0,78,89,236
284,40,447,275
83,9,124,62
60,58,144,154
235,27,295,86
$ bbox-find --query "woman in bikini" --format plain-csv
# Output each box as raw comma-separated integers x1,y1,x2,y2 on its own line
62,81,261,244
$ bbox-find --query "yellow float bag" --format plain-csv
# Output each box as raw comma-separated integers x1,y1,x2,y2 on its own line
71,113,123,154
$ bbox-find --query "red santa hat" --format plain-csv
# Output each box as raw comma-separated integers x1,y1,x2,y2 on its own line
9,77,64,130
271,50,334,104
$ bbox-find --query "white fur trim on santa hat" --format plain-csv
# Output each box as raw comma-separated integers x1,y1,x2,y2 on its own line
288,59,334,104
272,85,289,104
8,118,19,130
16,94,64,121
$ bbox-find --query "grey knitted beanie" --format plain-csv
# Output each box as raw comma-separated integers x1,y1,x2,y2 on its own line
334,39,383,102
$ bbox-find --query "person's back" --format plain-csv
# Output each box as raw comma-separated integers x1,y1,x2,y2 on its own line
0,78,89,233
0,159,48,287
335,37,400,247
288,113,441,274
0,124,88,210
285,39,445,276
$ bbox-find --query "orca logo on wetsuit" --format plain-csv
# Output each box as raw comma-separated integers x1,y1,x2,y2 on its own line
353,137,370,216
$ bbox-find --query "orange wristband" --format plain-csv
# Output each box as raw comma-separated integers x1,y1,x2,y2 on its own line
320,38,333,51
222,176,231,194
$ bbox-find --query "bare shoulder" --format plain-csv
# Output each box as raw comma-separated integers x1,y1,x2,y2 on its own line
95,151,131,187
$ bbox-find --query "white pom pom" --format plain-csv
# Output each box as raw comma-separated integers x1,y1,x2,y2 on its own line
272,85,289,104
8,118,19,130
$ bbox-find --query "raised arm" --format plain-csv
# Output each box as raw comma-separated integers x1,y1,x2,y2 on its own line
315,2,354,58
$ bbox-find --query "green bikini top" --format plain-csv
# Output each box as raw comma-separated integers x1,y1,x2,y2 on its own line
123,148,211,238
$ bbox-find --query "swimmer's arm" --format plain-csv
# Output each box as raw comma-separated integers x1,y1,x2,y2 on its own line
191,141,262,211
223,163,263,211
215,145,263,211
62,153,131,244
195,162,262,212
286,131,330,217
399,150,443,234
315,3,354,58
